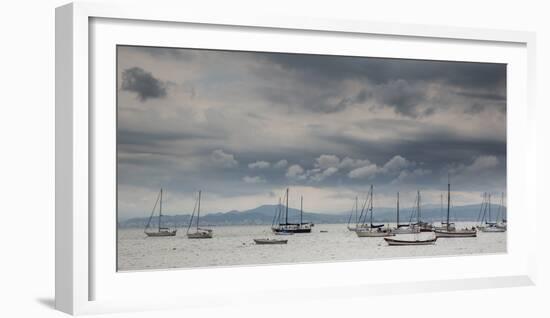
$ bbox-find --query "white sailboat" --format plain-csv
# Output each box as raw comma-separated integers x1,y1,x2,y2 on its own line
346,196,360,231
144,188,177,237
478,193,506,233
356,185,394,237
186,190,213,239
393,192,421,234
434,176,477,238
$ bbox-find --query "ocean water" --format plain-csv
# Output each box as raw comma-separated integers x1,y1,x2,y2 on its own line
117,222,506,271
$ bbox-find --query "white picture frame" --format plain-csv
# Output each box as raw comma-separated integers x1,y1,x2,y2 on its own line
56,1,537,315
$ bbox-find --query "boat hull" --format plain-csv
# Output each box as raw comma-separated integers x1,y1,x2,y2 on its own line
384,237,437,246
434,230,477,238
356,230,395,237
392,227,421,234
145,230,177,237
479,226,506,233
272,227,311,234
254,239,287,245
187,230,213,239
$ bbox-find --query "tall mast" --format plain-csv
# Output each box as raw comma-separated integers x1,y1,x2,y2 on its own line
440,193,443,223
396,192,400,225
300,195,303,224
197,190,201,230
285,188,289,225
417,190,421,224
159,188,163,232
488,193,492,223
447,174,451,231
355,196,359,225
370,185,374,227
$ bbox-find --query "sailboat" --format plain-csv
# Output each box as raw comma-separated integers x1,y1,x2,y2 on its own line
271,197,293,236
478,193,506,233
186,190,213,239
144,188,177,237
495,193,507,230
346,196,360,231
434,193,455,231
392,192,420,234
356,185,394,237
434,176,477,238
272,188,313,234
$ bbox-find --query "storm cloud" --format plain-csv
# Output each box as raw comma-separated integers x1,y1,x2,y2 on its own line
121,67,167,101
116,46,506,219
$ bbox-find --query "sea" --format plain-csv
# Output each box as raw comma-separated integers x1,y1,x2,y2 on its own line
117,222,506,271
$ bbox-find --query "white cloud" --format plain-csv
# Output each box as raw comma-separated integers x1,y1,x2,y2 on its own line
310,167,339,182
210,149,238,168
315,154,340,169
274,159,288,169
242,175,266,184
286,164,306,179
338,157,371,170
248,161,270,169
465,155,499,173
382,155,411,173
348,164,379,179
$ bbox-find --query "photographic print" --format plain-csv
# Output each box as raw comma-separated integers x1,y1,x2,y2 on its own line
116,45,506,271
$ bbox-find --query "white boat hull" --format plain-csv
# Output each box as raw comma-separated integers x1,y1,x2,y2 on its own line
434,229,477,238
187,229,213,239
145,230,177,237
356,230,395,237
253,239,287,245
392,227,420,234
479,226,506,233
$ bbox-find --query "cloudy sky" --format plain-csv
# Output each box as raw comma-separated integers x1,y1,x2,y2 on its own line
117,45,506,219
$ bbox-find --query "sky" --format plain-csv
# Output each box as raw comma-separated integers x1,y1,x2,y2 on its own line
117,45,506,219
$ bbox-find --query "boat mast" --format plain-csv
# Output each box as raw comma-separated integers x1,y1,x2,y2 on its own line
492,194,496,224
447,174,451,231
396,192,400,226
355,196,359,228
300,195,303,224
197,190,201,230
159,188,163,232
370,185,374,227
285,188,289,225
417,190,421,225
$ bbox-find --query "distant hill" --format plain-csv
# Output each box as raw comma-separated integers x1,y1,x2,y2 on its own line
118,203,506,228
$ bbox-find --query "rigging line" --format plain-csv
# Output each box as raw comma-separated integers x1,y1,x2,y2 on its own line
357,190,369,227
144,189,161,233
186,192,199,234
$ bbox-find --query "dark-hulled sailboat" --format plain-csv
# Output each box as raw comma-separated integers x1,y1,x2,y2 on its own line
144,188,177,237
272,188,313,234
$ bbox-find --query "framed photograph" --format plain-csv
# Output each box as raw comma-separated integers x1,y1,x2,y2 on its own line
56,2,537,315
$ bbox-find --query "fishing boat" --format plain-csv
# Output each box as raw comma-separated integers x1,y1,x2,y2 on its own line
393,192,421,234
355,185,394,237
272,188,313,234
253,238,288,245
384,236,437,246
434,176,477,238
186,190,213,239
144,188,177,237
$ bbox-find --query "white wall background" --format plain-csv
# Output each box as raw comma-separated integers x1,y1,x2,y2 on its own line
0,0,547,317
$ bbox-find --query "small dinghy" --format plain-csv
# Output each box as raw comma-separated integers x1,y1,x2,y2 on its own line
253,238,288,245
384,237,437,246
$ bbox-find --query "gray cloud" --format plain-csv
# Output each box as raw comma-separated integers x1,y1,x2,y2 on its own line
116,46,506,218
121,67,167,101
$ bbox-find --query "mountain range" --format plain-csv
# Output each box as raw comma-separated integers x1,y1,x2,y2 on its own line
118,203,506,228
